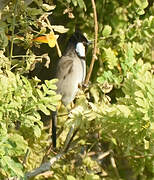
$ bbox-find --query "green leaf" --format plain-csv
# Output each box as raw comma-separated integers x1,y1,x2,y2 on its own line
38,104,50,115
146,83,154,96
77,0,86,11
67,175,76,180
103,47,118,69
9,134,28,155
143,30,152,38
46,104,56,111
135,0,148,9
45,79,58,90
125,43,135,67
0,148,5,157
66,0,71,3
0,27,8,48
137,9,145,15
134,90,145,98
147,92,153,101
102,25,112,37
46,90,57,95
117,105,131,118
135,97,148,108
151,123,154,130
2,156,24,177
85,174,100,180
132,42,143,54
27,7,43,16
42,84,49,94
49,94,61,103
36,89,44,98
72,0,77,6
135,80,145,91
34,125,41,137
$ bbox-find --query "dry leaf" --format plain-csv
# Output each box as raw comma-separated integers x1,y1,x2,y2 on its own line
42,4,56,11
51,25,69,33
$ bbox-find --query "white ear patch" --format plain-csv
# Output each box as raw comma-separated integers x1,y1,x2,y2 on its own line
76,42,85,58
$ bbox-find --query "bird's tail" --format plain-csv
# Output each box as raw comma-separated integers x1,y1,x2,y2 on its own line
51,111,57,148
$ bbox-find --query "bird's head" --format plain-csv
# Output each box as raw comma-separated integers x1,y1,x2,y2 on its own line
68,32,91,58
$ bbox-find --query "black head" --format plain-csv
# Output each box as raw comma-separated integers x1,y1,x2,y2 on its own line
69,32,90,46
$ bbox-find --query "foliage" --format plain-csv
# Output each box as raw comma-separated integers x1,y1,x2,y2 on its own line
0,0,154,179
0,61,61,178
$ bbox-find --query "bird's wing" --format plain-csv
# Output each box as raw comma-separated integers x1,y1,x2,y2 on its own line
52,57,73,148
56,57,73,80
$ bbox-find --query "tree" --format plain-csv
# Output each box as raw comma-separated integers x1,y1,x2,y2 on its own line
0,0,153,179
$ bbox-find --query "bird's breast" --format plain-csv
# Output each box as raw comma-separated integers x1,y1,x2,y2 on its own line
56,56,86,105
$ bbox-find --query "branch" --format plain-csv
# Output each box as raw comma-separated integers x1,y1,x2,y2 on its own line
25,153,63,179
85,0,98,85
63,125,78,152
24,124,77,179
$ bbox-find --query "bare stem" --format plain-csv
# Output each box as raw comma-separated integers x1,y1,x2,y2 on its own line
85,0,98,85
10,0,18,60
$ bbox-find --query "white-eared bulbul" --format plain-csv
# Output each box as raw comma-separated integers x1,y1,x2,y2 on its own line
52,32,90,148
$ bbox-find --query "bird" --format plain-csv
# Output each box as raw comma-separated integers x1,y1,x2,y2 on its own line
52,32,90,148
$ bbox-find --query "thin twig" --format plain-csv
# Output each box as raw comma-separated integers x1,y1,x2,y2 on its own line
64,127,78,152
10,0,18,59
63,124,78,152
110,154,120,179
22,149,30,166
55,42,62,57
97,150,112,160
116,154,154,159
85,0,98,85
